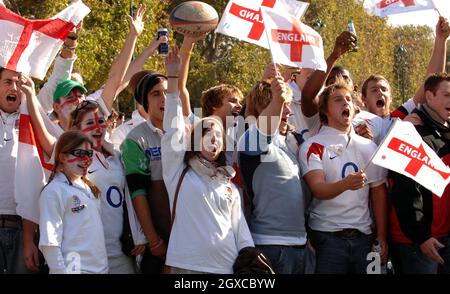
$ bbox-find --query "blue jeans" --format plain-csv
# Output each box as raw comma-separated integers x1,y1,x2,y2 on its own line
0,228,30,274
309,230,373,274
390,242,438,274
256,244,306,274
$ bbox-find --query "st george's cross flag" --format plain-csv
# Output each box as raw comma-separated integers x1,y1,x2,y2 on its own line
363,0,436,17
260,7,327,71
0,0,90,79
216,0,309,49
371,119,450,197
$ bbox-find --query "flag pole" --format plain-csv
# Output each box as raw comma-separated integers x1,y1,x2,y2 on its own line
261,8,280,77
430,0,441,16
362,118,399,173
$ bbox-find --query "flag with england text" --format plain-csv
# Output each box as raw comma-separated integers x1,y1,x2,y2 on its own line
363,0,435,17
216,0,309,49
261,8,326,71
371,119,450,197
0,0,90,79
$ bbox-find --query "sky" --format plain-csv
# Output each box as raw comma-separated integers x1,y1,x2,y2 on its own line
386,0,450,32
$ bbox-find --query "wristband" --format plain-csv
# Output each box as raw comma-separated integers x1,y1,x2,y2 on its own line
149,238,164,252
179,48,192,56
167,76,179,79
62,43,76,51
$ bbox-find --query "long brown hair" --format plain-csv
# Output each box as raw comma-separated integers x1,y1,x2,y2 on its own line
183,117,227,167
46,130,100,198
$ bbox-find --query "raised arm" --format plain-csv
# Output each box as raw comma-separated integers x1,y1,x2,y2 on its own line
101,4,145,112
17,75,56,157
37,26,81,113
178,33,207,117
115,34,168,94
257,76,288,136
301,31,355,117
412,16,449,105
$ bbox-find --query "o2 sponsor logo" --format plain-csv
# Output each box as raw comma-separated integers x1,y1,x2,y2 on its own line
106,186,123,208
341,162,358,178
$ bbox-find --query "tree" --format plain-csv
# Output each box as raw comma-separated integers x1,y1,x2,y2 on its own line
11,0,169,117
392,25,433,106
7,0,438,116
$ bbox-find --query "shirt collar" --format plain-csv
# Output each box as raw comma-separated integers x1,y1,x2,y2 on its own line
132,110,146,122
0,108,20,120
146,120,163,136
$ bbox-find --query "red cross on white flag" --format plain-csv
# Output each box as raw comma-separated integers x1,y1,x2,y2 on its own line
371,119,450,197
363,0,435,17
216,0,309,49
261,8,327,71
0,0,90,79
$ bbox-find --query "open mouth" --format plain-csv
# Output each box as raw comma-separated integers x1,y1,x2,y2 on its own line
160,107,165,112
6,95,17,102
231,111,239,117
376,99,385,108
342,109,350,118
281,117,288,124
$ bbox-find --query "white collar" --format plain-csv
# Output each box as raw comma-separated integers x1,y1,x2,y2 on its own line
54,172,90,192
132,110,146,122
146,119,163,136
0,108,19,120
319,125,355,137
318,126,355,157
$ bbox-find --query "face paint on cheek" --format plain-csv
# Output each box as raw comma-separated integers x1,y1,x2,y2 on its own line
81,112,107,133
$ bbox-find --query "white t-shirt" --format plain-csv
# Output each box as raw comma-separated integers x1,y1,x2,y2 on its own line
110,110,146,149
88,150,126,259
287,81,321,141
39,172,108,274
0,110,19,215
162,92,254,274
300,126,387,234
352,110,386,145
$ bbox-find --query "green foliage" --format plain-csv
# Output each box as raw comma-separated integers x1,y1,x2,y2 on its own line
9,0,441,117
12,0,169,117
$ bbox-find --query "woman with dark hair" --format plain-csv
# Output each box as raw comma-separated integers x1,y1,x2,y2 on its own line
39,131,108,274
161,48,254,274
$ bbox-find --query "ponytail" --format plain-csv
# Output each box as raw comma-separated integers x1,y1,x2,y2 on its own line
81,176,101,198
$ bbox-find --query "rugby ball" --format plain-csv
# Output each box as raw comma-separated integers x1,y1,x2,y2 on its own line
169,1,219,36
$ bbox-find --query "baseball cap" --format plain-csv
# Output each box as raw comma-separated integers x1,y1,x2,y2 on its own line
53,80,87,103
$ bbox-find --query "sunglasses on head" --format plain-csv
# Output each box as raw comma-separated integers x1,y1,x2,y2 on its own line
69,149,93,158
70,100,100,124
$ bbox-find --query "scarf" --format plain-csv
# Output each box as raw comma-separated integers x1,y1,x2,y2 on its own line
188,154,236,181
421,104,450,140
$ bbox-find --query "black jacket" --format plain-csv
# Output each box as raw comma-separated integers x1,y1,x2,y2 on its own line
389,108,450,245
